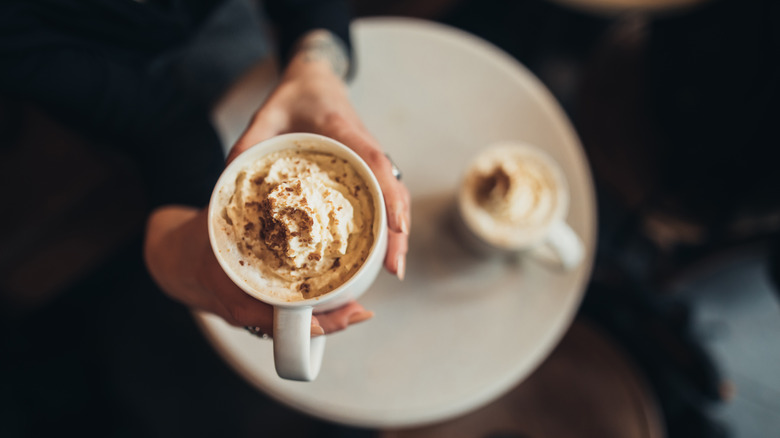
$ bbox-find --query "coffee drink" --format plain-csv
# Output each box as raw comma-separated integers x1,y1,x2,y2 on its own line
457,142,568,251
208,133,388,381
211,148,376,302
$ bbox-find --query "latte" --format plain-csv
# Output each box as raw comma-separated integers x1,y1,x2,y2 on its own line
212,149,375,301
458,143,568,250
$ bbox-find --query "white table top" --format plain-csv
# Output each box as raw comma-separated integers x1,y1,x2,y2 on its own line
198,17,596,429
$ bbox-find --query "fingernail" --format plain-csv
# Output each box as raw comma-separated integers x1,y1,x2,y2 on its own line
396,254,406,281
395,209,410,235
347,310,374,325
311,322,325,337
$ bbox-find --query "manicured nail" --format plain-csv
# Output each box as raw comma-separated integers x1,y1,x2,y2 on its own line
396,254,406,281
348,310,374,325
396,210,410,235
311,322,325,337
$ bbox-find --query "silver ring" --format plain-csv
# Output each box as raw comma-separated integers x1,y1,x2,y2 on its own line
385,153,402,180
244,326,271,340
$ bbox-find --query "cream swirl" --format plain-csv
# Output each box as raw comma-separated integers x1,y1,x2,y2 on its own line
475,158,555,228
222,149,374,300
261,159,355,276
460,143,564,249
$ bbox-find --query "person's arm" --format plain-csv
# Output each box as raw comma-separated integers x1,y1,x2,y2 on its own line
145,8,411,337
0,1,226,208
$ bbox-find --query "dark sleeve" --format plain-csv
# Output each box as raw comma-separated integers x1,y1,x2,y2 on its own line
0,2,225,208
262,0,354,70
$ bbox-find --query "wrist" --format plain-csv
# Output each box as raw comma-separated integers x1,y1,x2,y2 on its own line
286,29,350,81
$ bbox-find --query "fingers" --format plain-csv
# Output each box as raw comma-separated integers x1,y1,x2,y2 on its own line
376,167,410,281
348,138,411,235
207,254,370,337
226,106,288,165
319,115,411,280
378,176,410,281
204,258,275,331
313,301,374,334
209,275,327,336
223,293,373,337
384,230,408,280
383,175,411,237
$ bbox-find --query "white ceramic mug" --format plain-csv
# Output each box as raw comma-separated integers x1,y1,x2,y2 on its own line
456,141,584,270
207,133,388,381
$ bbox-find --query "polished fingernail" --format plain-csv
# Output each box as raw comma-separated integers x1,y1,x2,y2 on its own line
311,323,325,337
395,209,410,235
396,254,406,281
348,310,374,325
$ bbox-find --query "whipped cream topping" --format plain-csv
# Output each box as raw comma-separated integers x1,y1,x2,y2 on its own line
222,150,375,300
260,157,355,274
474,158,555,228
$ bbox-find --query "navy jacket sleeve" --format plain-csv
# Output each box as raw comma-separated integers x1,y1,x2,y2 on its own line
0,0,356,207
262,0,354,74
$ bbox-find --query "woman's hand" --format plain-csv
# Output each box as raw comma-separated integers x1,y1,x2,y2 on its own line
142,30,409,337
143,206,374,336
228,30,410,280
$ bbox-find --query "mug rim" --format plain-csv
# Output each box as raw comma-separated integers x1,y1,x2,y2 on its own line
207,132,388,309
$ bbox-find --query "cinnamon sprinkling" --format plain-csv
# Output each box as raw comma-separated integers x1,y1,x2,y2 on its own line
475,167,511,205
224,150,377,300
257,199,289,255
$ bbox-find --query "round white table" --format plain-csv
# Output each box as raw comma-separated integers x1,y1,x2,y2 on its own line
198,17,597,429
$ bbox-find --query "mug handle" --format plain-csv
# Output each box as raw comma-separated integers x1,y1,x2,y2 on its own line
528,220,584,271
273,306,326,381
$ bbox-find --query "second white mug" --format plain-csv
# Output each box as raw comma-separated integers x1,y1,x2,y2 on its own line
456,141,584,270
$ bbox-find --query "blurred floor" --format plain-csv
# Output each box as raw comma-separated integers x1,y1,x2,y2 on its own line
672,250,780,438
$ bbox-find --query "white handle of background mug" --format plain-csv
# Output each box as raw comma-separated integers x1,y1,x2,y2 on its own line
273,306,326,381
528,220,584,271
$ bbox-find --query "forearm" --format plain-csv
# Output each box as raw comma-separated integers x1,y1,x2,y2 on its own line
288,29,350,80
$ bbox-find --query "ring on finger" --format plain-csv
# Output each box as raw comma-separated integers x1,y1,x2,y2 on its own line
385,153,402,181
244,326,271,340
